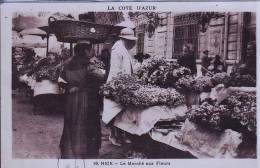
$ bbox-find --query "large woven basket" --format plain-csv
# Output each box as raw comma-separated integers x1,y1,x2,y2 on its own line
48,17,113,43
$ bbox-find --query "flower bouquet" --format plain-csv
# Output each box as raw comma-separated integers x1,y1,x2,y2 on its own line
35,65,60,82
90,57,105,69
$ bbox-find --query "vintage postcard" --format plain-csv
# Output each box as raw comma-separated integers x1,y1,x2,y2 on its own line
1,1,259,168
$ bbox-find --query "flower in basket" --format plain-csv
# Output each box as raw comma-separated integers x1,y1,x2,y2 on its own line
193,76,214,93
172,67,192,79
175,75,196,93
221,92,256,134
136,57,181,86
229,74,256,87
188,91,256,135
188,98,229,131
229,64,256,87
167,67,192,86
211,72,231,87
166,88,186,106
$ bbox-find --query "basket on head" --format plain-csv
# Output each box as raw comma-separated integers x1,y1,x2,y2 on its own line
48,16,113,44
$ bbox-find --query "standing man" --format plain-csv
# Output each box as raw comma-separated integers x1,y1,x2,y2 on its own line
102,28,137,146
106,28,136,81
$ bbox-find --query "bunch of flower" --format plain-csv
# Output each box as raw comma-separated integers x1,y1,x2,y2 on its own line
90,57,105,69
100,73,185,107
187,98,229,131
211,72,231,87
175,76,196,93
176,75,215,93
229,74,256,87
12,47,39,75
188,92,256,135
34,57,61,82
137,58,192,88
228,65,256,87
101,74,142,102
35,66,60,82
132,86,185,107
193,76,214,93
221,92,256,134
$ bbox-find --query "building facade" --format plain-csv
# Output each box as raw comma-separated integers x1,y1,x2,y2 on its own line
134,12,256,75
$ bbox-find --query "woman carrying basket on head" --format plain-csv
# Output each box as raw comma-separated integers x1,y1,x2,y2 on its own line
59,42,105,159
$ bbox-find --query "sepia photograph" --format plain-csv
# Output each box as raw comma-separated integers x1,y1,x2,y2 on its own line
10,10,257,160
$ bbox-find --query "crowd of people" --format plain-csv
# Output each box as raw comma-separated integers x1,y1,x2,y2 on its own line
12,23,256,158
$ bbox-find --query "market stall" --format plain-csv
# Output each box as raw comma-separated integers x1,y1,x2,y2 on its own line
100,57,256,158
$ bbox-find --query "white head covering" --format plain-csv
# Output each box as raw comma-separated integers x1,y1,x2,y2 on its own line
119,28,137,41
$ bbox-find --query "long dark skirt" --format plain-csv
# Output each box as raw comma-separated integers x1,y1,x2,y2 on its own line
33,94,65,114
60,89,101,159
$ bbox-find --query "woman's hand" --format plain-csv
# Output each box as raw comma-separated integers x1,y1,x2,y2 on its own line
69,87,79,93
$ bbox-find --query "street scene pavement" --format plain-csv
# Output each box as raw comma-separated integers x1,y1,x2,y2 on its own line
12,90,130,159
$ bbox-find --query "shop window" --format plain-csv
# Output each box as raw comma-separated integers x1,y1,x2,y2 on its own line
172,13,200,59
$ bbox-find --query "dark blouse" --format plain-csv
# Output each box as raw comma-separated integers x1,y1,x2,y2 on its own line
61,57,104,91
177,53,197,75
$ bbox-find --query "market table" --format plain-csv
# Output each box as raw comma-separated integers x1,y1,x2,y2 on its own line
112,104,243,158
113,105,187,136
150,120,242,158
107,86,256,158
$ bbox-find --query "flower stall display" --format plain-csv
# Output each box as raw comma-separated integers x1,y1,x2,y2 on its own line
34,57,61,82
188,91,256,136
230,64,256,87
221,92,256,135
100,57,256,159
137,58,222,94
211,72,231,87
101,73,185,107
136,58,186,87
229,73,256,87
187,98,230,131
228,64,256,87
12,47,38,75
176,75,214,94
